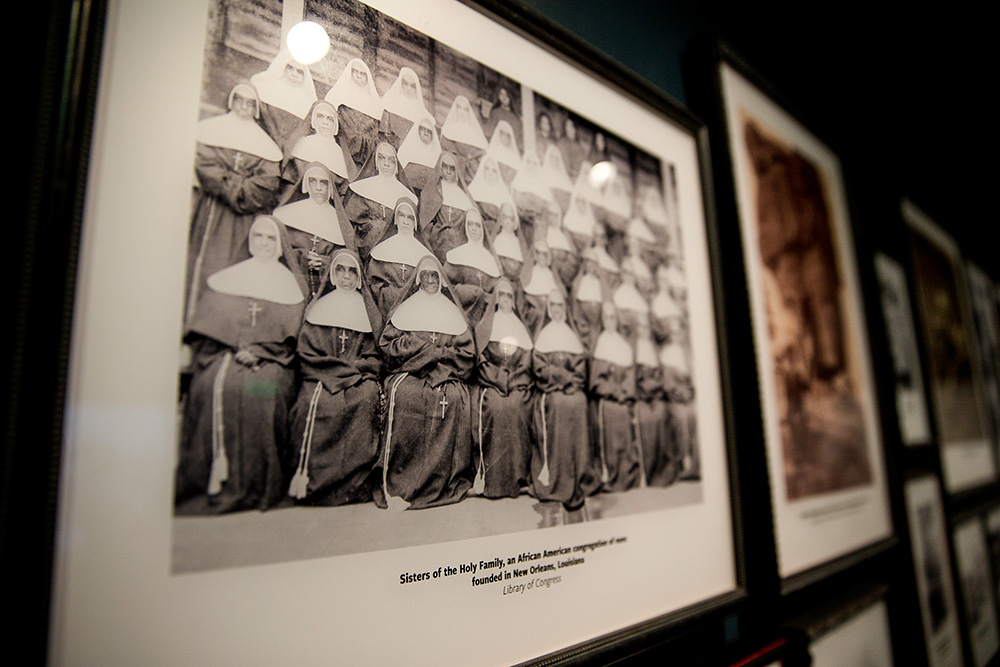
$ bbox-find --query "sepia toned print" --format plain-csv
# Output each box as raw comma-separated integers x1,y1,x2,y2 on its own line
172,0,700,572
741,117,871,500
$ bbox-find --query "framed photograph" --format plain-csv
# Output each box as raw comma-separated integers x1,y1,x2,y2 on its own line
49,0,739,664
965,261,1000,459
904,475,963,667
709,46,892,581
874,252,933,446
808,598,895,667
952,517,1000,667
904,200,996,492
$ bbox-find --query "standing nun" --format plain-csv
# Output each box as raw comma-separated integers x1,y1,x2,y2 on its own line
590,302,641,492
177,216,306,514
378,66,430,149
467,154,515,236
324,58,381,172
283,100,355,197
570,247,605,353
531,289,597,514
439,94,489,184
367,198,435,319
397,115,442,195
471,278,535,498
485,119,521,187
250,48,317,146
342,141,417,261
187,81,282,323
377,255,477,510
492,202,529,288
519,239,561,337
418,150,476,263
271,162,355,299
287,249,383,505
443,208,502,326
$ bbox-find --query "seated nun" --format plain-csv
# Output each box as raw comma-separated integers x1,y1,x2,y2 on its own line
589,302,641,492
287,249,383,505
376,255,476,510
176,216,306,514
470,278,535,498
634,315,678,487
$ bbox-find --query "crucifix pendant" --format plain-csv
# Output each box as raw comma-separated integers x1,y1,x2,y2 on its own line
247,301,262,327
429,332,439,345
339,329,349,354
438,390,448,418
233,151,244,171
399,263,408,280
310,235,320,251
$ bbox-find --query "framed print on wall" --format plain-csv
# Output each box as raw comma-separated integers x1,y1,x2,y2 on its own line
965,261,1000,462
874,252,932,446
709,46,892,583
904,200,996,493
904,475,963,667
48,0,740,664
952,516,1000,667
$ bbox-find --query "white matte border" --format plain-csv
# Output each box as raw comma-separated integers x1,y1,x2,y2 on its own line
49,0,737,664
719,62,891,579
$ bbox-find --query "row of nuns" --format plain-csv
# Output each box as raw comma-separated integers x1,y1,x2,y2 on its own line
177,50,697,515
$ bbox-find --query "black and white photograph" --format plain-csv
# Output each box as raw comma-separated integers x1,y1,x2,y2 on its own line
719,59,891,579
952,517,1000,667
905,475,963,667
874,252,931,446
905,201,996,492
51,0,736,664
172,0,704,572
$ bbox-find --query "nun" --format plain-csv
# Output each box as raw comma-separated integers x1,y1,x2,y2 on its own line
570,248,605,353
471,278,535,498
377,255,476,510
541,143,574,212
443,208,502,325
324,58,382,171
634,315,677,487
519,239,561,336
613,256,652,344
485,119,521,186
531,289,597,513
542,200,579,291
367,198,435,318
397,115,442,194
557,116,587,180
562,187,598,255
492,202,529,288
467,154,515,236
510,150,553,240
282,100,355,196
661,313,698,481
417,150,476,262
176,216,306,514
378,66,430,149
343,141,417,261
287,250,383,505
439,94,489,184
187,81,282,324
250,48,318,146
271,162,354,299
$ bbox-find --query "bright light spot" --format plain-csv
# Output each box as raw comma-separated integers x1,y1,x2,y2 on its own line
287,21,330,65
588,160,616,188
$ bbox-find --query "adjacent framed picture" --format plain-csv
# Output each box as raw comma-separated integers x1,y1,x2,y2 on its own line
874,252,932,446
708,45,892,582
808,597,895,667
904,475,963,667
952,516,1000,667
48,0,740,664
904,200,996,492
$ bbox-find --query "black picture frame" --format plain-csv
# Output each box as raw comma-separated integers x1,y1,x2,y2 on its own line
41,1,747,664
